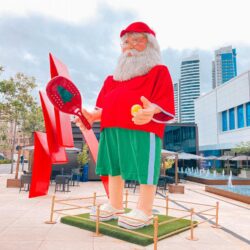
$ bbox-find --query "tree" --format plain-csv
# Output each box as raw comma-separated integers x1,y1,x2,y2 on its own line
0,122,10,152
0,72,38,173
232,141,250,155
22,103,45,137
0,66,10,154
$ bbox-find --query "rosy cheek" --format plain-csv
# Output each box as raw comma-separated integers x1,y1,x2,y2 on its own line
122,48,127,53
137,44,147,52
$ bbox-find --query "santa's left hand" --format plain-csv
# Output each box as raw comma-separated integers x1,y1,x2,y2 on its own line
132,96,160,125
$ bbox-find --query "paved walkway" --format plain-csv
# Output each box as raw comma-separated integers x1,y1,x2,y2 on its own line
0,163,29,174
0,173,249,250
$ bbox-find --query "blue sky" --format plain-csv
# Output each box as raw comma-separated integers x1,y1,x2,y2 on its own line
1,0,250,109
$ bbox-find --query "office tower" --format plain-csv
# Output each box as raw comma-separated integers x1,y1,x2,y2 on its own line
212,46,237,88
180,56,200,123
212,60,216,89
174,81,180,122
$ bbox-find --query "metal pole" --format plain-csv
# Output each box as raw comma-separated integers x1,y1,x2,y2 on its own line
125,189,128,209
215,201,219,227
166,195,169,216
175,154,178,185
10,120,17,174
212,201,221,228
14,148,21,179
45,195,57,224
93,192,96,206
186,208,198,241
153,216,158,250
95,204,100,236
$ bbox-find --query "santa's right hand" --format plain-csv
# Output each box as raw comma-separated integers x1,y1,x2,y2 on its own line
74,116,87,131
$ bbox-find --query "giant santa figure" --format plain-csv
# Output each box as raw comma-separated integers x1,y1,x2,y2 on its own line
76,22,175,229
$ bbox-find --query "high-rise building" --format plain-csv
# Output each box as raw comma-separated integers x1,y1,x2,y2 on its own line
173,81,180,122
212,46,237,88
179,56,200,123
212,61,216,89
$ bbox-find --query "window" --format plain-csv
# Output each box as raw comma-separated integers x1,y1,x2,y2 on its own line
246,102,250,127
237,104,244,128
229,108,235,130
222,111,228,131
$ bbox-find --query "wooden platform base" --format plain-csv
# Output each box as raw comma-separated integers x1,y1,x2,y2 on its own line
168,184,185,194
6,179,22,188
61,212,194,246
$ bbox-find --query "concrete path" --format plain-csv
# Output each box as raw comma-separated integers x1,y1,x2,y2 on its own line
0,174,249,250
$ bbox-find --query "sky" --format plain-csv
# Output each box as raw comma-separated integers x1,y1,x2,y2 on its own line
1,0,250,109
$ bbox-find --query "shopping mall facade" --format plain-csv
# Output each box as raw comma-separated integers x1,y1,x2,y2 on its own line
195,70,250,156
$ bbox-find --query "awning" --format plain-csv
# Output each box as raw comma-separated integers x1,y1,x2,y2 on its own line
204,155,218,160
217,155,234,161
22,145,81,152
161,149,177,156
178,152,204,160
231,155,250,161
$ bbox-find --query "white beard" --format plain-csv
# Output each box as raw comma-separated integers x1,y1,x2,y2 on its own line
113,44,162,81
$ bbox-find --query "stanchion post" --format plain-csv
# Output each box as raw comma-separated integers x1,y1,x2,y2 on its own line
165,195,169,216
93,192,96,206
212,201,221,228
186,208,198,241
94,204,102,237
45,195,57,224
125,190,128,209
153,216,158,250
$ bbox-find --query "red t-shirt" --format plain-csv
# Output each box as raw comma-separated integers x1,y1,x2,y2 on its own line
95,65,175,138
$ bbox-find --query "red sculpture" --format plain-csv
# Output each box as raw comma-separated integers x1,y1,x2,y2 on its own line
29,132,52,198
29,53,109,198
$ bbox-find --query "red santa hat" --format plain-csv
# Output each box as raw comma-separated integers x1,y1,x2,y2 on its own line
120,22,156,37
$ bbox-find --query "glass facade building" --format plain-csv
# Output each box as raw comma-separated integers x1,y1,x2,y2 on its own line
237,104,244,128
179,56,200,123
229,108,235,130
173,82,180,122
163,123,198,154
212,46,237,88
222,110,228,131
246,102,250,126
221,102,250,132
196,68,250,158
221,49,237,83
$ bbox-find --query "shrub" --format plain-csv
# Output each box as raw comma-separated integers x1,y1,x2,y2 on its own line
0,159,12,164
77,144,89,166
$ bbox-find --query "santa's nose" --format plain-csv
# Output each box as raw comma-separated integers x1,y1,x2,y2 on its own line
127,51,133,57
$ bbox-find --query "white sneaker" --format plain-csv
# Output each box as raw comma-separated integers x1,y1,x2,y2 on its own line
89,203,125,221
118,209,153,229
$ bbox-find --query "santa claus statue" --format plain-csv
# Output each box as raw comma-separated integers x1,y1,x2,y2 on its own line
76,21,175,229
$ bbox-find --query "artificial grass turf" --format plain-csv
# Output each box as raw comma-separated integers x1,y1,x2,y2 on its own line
61,212,196,246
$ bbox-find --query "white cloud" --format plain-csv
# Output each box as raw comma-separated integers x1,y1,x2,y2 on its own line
1,0,250,109
0,4,134,109
1,0,250,50
0,0,98,23
23,52,39,64
85,72,100,82
104,0,250,50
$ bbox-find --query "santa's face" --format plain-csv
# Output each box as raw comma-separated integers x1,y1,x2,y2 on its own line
121,33,148,56
113,32,162,81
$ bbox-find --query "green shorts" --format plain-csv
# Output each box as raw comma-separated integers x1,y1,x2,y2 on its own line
96,128,162,185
